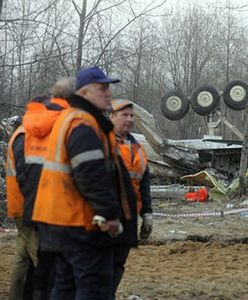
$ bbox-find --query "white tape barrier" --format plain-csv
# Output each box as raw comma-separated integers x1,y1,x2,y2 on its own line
0,228,17,232
153,207,248,218
1,208,248,233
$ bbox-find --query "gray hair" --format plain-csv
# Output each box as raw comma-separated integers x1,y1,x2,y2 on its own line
51,77,76,99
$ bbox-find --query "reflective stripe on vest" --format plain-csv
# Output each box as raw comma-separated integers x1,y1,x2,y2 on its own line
6,126,25,218
128,147,146,180
121,141,146,181
25,156,45,165
26,156,71,173
137,147,146,175
129,171,143,180
71,149,104,169
43,161,71,173
6,155,16,176
6,126,25,176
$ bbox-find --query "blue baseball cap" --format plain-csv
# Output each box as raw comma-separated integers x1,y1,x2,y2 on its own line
76,66,120,90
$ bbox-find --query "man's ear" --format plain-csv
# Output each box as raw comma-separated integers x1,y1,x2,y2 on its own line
109,112,114,121
79,87,88,97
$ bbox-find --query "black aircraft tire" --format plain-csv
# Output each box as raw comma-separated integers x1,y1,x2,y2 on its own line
161,90,189,120
223,80,248,110
191,85,220,116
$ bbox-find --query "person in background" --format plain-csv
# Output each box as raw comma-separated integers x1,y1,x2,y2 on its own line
31,78,76,300
6,78,75,300
31,67,138,300
109,98,153,299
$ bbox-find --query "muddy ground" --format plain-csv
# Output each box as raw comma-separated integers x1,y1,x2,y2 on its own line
1,196,248,300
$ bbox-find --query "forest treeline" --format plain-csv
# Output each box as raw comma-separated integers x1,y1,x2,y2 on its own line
0,0,247,140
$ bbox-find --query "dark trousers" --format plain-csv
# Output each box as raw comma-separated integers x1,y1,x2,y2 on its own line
23,259,35,300
51,246,114,300
112,246,130,300
32,251,57,299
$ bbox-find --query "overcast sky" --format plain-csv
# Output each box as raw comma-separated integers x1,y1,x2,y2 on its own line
124,0,248,15
131,0,248,25
166,0,248,7
138,0,248,11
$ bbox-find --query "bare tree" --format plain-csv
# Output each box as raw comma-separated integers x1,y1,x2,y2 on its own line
0,0,3,18
1,0,248,145
72,0,88,71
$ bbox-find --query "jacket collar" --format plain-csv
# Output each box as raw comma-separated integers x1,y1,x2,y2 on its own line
116,132,138,144
67,94,113,134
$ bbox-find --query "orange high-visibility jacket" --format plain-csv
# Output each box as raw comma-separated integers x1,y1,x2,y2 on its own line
23,98,70,163
6,98,70,219
32,107,123,230
118,138,148,213
6,126,25,218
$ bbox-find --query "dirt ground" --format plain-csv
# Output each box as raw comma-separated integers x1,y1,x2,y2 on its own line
1,197,248,300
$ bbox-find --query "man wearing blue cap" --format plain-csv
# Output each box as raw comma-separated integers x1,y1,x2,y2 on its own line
33,66,138,300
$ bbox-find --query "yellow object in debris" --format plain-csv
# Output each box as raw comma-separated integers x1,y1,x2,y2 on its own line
181,171,226,201
181,170,248,201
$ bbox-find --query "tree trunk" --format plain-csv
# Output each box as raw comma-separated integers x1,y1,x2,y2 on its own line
0,0,3,18
76,0,87,71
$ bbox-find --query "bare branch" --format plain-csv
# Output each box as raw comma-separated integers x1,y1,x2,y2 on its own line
95,0,168,65
54,37,70,75
71,0,80,16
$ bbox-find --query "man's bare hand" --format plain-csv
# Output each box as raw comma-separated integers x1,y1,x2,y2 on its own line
92,216,123,237
104,219,123,237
